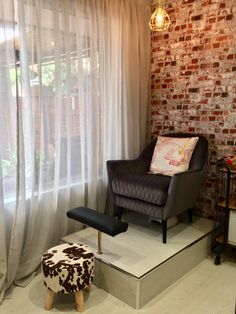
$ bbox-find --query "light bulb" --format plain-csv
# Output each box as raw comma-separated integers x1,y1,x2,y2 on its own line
156,9,164,27
149,2,170,31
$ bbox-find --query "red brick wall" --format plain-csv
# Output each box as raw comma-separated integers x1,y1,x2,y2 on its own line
149,0,236,217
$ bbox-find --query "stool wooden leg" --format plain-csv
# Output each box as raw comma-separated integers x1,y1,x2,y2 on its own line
44,289,54,311
75,290,85,312
85,283,92,292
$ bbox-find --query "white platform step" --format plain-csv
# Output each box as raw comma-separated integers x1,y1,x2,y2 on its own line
61,213,213,309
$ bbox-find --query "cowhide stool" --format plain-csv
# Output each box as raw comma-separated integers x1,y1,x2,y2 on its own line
41,243,94,312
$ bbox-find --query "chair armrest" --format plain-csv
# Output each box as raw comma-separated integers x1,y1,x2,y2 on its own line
164,168,206,218
172,168,203,179
170,168,205,196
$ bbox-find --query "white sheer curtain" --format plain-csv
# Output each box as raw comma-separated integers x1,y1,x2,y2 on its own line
0,0,18,301
0,0,150,302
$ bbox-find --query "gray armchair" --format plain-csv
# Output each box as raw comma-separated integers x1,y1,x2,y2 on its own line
107,133,208,243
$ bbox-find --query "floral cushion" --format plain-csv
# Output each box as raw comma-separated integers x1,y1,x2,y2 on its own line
150,136,199,176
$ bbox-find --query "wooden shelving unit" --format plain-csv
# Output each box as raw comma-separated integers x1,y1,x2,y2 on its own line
215,234,224,244
212,159,236,265
217,197,236,210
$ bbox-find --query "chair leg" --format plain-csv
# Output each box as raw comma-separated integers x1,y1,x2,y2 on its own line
162,220,167,243
116,206,124,220
188,208,192,223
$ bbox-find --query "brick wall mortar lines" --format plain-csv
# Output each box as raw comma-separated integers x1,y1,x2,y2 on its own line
149,0,236,217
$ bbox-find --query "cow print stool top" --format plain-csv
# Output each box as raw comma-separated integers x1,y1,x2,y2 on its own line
41,243,94,294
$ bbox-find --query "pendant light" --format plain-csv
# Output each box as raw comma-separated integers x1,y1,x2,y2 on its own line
149,0,170,32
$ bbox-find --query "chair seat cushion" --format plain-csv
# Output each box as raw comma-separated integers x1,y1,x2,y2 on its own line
112,174,171,206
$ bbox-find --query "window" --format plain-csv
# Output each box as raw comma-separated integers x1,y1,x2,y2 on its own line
2,21,95,195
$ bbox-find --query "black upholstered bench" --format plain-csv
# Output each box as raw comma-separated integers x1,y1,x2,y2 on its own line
67,207,128,254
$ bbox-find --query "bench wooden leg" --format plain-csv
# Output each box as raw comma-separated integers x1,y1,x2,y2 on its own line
85,283,92,292
75,290,85,312
97,231,103,254
44,289,54,311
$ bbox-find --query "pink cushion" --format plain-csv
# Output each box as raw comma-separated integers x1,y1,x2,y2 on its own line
150,136,199,176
